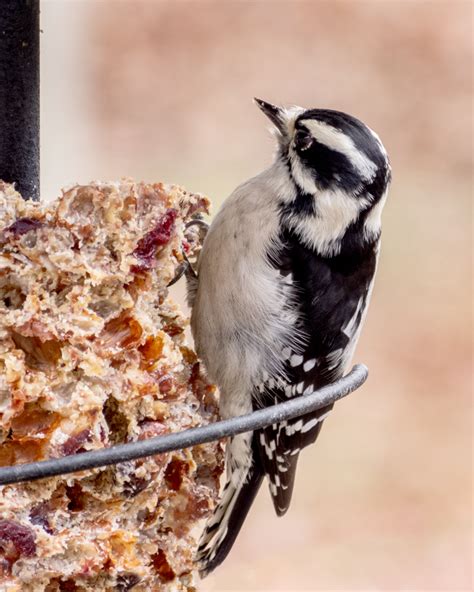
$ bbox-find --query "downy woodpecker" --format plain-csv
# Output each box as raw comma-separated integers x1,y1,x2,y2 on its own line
188,99,391,576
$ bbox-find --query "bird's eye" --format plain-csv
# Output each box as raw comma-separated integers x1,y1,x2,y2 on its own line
294,129,313,152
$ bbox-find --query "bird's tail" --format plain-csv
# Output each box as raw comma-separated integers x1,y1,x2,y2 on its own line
196,443,264,578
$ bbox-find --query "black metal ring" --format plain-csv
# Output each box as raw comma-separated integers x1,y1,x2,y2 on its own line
0,365,368,486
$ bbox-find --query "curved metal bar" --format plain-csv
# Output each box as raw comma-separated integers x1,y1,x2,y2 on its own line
0,364,368,486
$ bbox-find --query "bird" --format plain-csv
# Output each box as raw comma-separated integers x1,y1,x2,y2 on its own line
187,99,391,576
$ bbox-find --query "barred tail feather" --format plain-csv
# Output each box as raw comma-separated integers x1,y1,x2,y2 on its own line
257,404,333,517
196,460,264,577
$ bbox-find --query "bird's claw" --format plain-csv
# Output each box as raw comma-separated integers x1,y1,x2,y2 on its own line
167,217,209,287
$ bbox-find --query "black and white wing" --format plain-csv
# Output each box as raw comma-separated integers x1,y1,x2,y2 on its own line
254,227,377,515
196,227,378,574
255,390,331,516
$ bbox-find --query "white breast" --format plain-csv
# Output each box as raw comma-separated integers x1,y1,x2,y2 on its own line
191,162,301,420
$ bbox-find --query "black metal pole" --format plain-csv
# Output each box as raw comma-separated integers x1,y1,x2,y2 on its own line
0,0,40,201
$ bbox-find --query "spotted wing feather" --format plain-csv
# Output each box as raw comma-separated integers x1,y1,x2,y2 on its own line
255,394,330,516
255,227,375,515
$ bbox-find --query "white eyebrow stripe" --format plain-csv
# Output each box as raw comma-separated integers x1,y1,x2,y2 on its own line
300,120,378,181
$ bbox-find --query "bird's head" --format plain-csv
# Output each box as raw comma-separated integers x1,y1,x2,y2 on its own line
254,99,392,256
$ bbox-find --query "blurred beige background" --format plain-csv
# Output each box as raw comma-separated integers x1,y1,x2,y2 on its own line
41,1,472,590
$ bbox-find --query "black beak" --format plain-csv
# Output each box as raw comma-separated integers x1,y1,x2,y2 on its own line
254,98,287,134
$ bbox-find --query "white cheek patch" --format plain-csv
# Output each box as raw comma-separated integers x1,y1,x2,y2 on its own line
287,188,369,256
300,120,378,182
